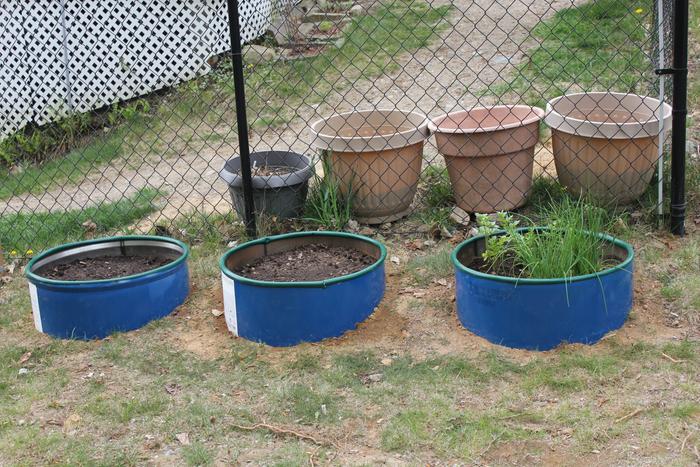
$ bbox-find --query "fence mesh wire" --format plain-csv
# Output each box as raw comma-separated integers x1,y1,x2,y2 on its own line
0,0,683,255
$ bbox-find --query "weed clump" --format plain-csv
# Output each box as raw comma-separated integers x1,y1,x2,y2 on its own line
304,155,353,230
475,197,617,279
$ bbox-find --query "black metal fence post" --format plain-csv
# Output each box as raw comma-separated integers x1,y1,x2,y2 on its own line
670,0,689,235
226,0,257,238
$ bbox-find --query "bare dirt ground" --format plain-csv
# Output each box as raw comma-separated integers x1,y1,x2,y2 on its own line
0,0,577,219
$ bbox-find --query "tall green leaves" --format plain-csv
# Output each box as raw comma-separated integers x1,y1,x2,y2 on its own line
304,154,353,230
477,197,615,279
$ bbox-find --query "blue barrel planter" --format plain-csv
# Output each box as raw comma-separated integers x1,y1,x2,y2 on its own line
25,236,190,340
452,228,634,350
219,231,386,346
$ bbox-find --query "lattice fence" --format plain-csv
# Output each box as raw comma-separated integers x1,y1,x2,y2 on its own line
0,0,271,139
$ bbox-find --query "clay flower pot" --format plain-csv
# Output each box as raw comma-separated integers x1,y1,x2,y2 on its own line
429,105,544,213
310,109,429,224
545,92,672,202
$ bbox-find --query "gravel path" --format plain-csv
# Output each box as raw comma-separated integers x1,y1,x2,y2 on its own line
0,0,579,220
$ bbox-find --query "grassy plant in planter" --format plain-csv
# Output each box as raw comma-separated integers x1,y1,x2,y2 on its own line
452,198,634,350
474,199,613,280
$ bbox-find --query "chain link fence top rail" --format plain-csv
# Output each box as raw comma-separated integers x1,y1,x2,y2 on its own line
0,0,678,254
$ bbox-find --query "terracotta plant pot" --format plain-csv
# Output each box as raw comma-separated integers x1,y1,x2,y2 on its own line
310,109,429,224
429,105,544,213
545,92,672,202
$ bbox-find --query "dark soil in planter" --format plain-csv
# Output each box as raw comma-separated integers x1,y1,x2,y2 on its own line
470,255,525,278
235,243,375,282
37,255,174,281
241,164,296,177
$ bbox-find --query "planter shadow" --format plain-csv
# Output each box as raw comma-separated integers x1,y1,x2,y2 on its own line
452,228,634,350
219,231,386,346
25,236,190,340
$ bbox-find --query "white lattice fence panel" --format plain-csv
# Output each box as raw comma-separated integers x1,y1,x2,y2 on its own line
0,1,30,140
0,0,272,140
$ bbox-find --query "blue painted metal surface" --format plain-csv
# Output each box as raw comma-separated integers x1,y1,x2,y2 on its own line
452,230,634,350
220,231,386,347
25,236,190,340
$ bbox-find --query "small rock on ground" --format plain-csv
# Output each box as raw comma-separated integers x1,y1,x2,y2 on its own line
450,206,470,225
243,45,277,63
349,4,364,15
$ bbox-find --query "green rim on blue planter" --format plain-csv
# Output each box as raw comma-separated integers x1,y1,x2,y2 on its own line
26,235,190,286
220,231,387,288
451,227,634,285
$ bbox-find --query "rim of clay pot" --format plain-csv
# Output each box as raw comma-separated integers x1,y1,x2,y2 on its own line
26,236,190,286
220,231,387,288
219,151,313,189
545,91,672,140
452,227,634,285
428,105,545,134
309,108,429,152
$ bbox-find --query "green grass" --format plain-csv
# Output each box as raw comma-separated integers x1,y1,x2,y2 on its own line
654,238,700,322
421,167,454,209
484,0,652,107
0,131,123,201
0,187,162,254
0,107,156,202
415,166,456,231
243,0,452,120
407,244,453,286
85,395,167,424
304,156,353,229
671,402,700,420
278,383,340,424
381,401,541,458
182,443,214,466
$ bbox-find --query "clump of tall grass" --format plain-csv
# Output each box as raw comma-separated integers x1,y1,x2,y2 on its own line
477,196,616,279
304,155,353,230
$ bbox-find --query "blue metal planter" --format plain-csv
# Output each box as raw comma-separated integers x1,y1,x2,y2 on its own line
25,236,190,340
452,229,634,350
219,231,386,347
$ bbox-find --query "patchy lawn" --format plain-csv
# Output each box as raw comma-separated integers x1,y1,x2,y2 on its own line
0,217,699,465
0,188,163,255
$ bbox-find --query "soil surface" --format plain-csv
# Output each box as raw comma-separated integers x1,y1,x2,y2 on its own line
469,255,525,277
234,243,375,281
37,255,173,281
244,164,296,177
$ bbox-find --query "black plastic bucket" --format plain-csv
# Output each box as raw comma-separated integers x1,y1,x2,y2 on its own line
220,151,313,219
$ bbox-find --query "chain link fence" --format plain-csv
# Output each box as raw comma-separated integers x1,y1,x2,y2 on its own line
0,0,686,255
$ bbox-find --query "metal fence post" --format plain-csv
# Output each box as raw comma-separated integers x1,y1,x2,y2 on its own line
226,0,257,238
669,0,689,235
